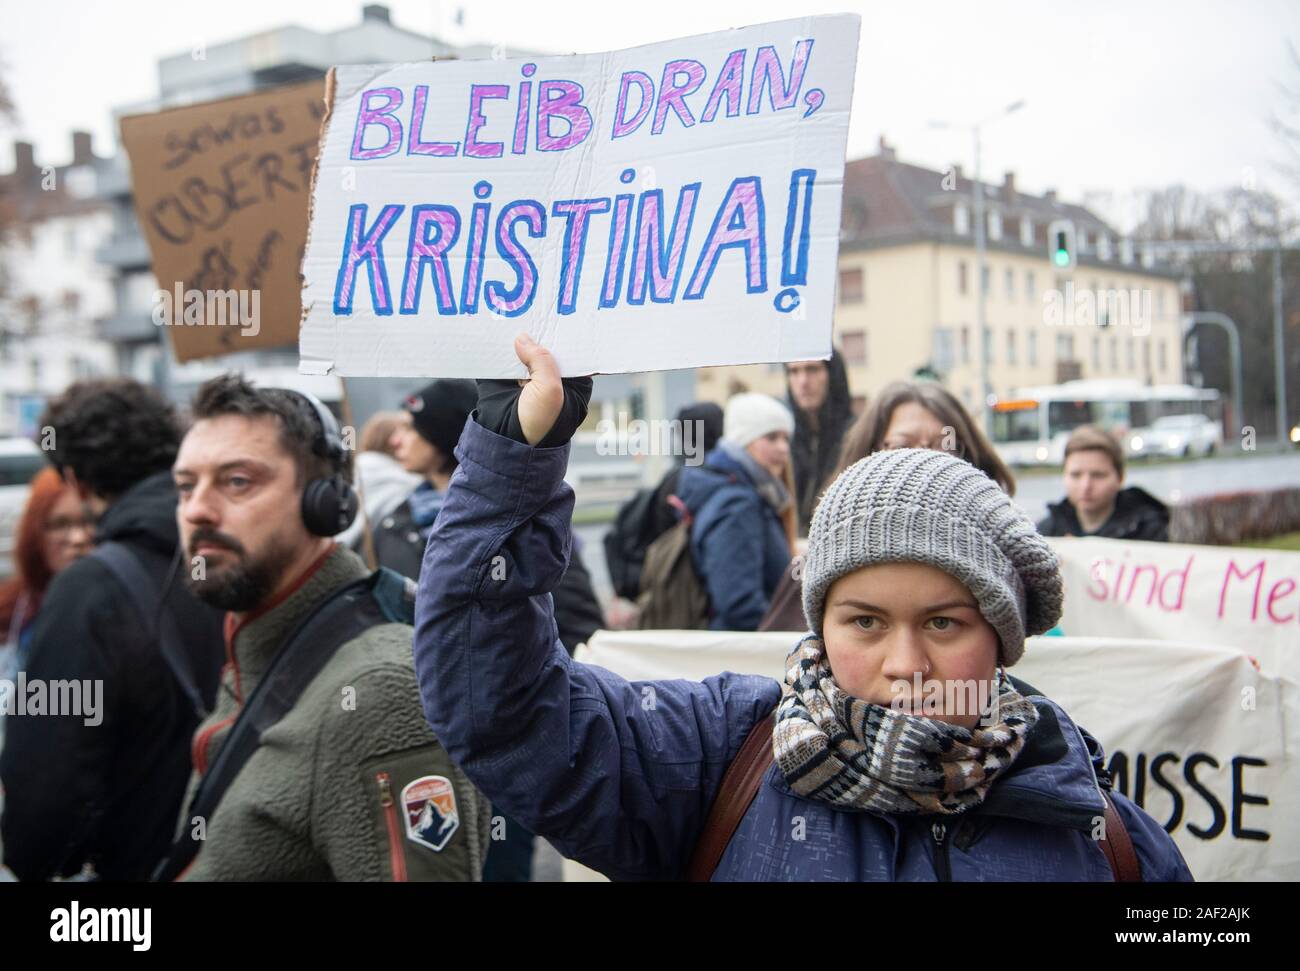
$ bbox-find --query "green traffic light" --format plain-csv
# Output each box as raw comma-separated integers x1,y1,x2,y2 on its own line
1053,249,1069,266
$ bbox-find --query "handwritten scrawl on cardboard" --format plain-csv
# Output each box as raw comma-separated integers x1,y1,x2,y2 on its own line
299,15,861,378
121,80,326,362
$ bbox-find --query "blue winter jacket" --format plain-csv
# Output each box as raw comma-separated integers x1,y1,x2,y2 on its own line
676,445,791,631
413,418,1193,882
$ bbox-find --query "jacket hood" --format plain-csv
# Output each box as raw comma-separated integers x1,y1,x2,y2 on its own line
786,348,853,435
94,469,181,558
675,445,751,513
787,350,854,530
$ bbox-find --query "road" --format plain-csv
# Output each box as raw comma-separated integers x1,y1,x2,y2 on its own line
573,450,1300,605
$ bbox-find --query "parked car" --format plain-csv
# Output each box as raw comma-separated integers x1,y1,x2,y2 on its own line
1128,414,1223,460
0,438,47,578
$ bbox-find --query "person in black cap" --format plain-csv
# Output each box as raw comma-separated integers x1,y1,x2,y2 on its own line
372,380,478,580
377,382,602,661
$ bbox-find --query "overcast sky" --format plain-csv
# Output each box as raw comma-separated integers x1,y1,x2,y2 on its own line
2,0,1298,229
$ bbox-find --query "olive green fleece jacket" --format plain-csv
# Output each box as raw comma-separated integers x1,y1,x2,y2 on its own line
176,544,489,881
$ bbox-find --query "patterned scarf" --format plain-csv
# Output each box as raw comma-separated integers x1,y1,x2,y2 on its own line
773,634,1040,815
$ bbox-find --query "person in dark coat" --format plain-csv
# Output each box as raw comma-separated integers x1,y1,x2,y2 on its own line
411,335,1192,882
675,393,795,631
1,380,224,881
373,380,479,580
1037,425,1169,542
786,350,853,535
602,402,723,603
377,379,603,652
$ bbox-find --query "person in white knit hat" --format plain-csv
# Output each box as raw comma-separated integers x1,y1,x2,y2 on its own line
663,392,799,630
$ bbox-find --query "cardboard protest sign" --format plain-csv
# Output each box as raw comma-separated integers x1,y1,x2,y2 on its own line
1049,537,1300,682
300,15,860,378
572,630,1299,881
120,80,326,362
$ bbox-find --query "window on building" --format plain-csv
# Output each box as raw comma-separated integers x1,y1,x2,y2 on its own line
1126,338,1135,371
954,203,970,235
983,326,993,364
1004,268,1015,300
841,330,867,366
1142,339,1151,373
1020,217,1035,247
1007,330,1017,364
958,261,968,295
1025,270,1036,301
1109,336,1119,370
1158,339,1167,373
980,265,990,295
1092,334,1101,369
838,267,865,304
932,328,956,373
961,326,971,364
1157,289,1166,318
1028,330,1038,366
988,210,1003,241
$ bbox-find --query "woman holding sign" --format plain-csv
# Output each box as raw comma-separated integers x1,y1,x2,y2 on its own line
412,336,1191,882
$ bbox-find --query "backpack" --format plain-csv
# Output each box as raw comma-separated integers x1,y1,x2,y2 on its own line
603,468,682,600
634,494,712,630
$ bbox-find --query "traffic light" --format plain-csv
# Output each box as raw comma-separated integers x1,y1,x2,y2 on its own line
1047,219,1076,269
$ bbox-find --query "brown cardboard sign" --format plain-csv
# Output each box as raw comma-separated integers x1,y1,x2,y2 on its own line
120,79,326,362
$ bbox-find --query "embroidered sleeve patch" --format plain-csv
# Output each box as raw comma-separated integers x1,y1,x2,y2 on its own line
401,775,460,852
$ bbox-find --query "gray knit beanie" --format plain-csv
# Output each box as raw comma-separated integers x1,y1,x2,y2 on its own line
801,447,1063,666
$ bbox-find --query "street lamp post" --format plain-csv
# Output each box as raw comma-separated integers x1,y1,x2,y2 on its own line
931,100,1024,433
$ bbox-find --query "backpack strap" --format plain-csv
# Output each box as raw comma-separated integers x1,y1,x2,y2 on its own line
686,711,776,881
151,570,398,882
1098,789,1143,882
91,542,209,721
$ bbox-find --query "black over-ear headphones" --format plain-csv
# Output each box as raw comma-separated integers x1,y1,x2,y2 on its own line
278,389,359,537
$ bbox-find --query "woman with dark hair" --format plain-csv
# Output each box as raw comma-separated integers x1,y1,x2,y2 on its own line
0,467,94,679
758,380,1015,631
837,381,1015,494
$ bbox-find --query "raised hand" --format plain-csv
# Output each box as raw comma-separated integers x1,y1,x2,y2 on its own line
475,334,593,447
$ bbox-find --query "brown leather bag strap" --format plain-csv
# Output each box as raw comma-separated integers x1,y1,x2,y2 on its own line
1098,790,1143,882
685,712,777,882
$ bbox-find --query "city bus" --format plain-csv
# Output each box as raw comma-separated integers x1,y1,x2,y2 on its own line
990,379,1221,466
